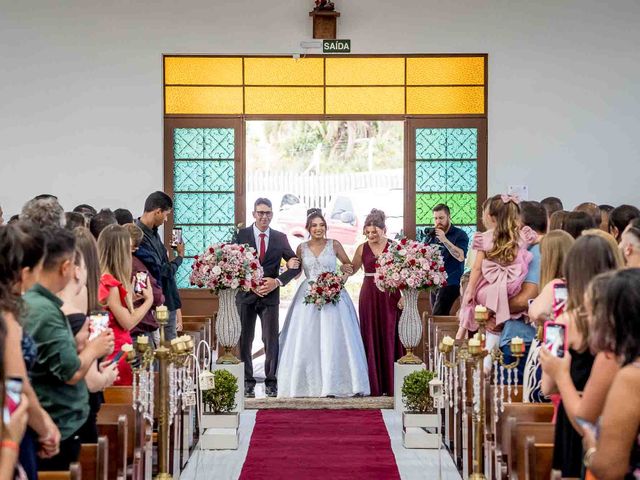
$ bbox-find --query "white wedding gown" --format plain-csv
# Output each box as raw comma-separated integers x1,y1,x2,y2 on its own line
277,240,371,398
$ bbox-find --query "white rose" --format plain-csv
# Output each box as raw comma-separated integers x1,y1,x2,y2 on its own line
212,266,222,276
246,252,254,260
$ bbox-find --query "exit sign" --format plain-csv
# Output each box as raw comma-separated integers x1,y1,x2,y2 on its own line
323,39,351,53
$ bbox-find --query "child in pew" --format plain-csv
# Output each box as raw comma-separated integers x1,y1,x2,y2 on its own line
457,195,537,369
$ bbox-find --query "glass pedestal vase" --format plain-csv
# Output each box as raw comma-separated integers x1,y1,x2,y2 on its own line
398,288,423,364
215,288,241,364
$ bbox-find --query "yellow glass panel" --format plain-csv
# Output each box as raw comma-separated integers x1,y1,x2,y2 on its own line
325,58,404,85
407,86,484,114
406,57,485,85
326,87,404,115
244,58,323,85
165,87,243,114
245,87,323,114
164,57,242,85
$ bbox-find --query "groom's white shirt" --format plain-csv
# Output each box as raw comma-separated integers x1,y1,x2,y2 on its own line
252,224,271,250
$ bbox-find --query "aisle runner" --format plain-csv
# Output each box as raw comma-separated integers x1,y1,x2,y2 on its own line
239,409,400,479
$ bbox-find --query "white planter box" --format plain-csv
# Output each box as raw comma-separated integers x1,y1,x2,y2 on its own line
201,412,239,429
393,362,426,413
403,412,439,429
200,428,239,450
403,427,440,449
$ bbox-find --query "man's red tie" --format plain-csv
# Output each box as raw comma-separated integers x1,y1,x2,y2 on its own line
259,233,266,264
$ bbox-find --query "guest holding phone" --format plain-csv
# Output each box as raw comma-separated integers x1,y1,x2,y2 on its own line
0,313,30,480
124,223,164,348
97,224,153,386
540,233,622,478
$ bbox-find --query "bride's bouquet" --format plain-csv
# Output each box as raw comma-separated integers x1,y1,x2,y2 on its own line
190,243,263,293
304,271,344,310
374,238,447,292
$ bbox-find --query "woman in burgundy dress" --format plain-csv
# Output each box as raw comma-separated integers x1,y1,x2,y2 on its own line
352,209,402,396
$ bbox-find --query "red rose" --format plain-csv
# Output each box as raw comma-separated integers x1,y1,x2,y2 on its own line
209,247,215,253
439,266,445,272
316,287,323,294
409,259,416,266
194,255,199,260
420,248,426,254
400,238,407,245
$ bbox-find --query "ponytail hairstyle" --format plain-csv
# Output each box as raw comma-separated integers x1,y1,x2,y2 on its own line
486,194,521,264
363,209,386,233
305,208,327,234
97,224,133,312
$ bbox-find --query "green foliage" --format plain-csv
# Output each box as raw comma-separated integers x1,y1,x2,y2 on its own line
201,370,238,413
402,369,436,413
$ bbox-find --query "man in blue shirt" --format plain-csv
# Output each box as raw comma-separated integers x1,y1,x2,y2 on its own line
425,204,469,315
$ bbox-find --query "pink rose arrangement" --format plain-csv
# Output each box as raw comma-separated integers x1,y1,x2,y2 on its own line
190,243,263,293
304,271,344,310
374,238,447,292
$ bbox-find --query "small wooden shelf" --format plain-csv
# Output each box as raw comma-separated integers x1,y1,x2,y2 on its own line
309,10,340,39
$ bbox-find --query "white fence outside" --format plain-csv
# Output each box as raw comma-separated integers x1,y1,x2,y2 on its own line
246,169,403,210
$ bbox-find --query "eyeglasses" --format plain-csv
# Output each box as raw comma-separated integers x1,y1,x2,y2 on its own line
255,211,273,217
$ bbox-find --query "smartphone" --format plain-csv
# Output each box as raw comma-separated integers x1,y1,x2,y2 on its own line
543,321,567,358
552,283,568,319
171,227,183,249
88,311,110,341
575,416,600,438
3,377,23,424
111,350,126,364
133,271,149,294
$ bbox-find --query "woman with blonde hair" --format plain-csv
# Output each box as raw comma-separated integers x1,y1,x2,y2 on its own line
97,224,152,386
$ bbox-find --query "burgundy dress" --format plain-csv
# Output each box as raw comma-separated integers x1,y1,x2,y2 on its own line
359,241,402,396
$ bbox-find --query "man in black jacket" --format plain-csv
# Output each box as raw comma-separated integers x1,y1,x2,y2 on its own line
135,191,184,341
235,198,300,397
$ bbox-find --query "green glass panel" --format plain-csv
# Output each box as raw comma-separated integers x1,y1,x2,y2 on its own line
205,193,235,224
174,193,205,224
174,161,204,191
416,160,477,192
203,128,234,159
174,129,204,159
204,224,234,245
416,193,477,225
204,160,234,191
176,257,195,289
174,193,235,225
416,128,477,160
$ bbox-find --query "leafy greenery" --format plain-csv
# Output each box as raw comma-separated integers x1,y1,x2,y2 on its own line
201,370,238,413
402,369,436,413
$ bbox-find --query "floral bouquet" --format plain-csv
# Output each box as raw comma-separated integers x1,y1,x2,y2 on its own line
190,243,263,293
304,271,344,310
374,238,447,292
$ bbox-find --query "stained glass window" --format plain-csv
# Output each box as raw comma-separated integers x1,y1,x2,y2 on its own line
415,128,478,248
173,128,236,288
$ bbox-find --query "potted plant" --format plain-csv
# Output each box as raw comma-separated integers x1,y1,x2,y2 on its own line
401,369,440,448
200,369,239,429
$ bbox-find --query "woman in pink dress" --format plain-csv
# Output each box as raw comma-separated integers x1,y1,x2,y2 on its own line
97,224,153,386
457,195,537,356
352,209,402,396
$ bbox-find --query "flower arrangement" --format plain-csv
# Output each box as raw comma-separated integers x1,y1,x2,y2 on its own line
303,271,344,310
190,243,263,293
374,238,447,292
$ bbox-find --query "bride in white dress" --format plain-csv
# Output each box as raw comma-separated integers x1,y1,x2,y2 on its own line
277,210,371,398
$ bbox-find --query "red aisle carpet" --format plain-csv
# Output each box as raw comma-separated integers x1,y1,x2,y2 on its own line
239,409,401,480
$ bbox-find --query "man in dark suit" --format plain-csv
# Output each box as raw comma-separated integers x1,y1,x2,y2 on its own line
235,198,300,398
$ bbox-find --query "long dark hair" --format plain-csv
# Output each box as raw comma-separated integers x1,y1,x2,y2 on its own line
74,227,101,313
0,313,6,437
607,268,640,365
0,225,24,318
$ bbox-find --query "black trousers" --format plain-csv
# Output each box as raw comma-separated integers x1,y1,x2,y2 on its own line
37,428,82,471
430,285,461,316
239,300,279,388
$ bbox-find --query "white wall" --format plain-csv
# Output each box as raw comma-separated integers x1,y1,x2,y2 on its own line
1,0,639,217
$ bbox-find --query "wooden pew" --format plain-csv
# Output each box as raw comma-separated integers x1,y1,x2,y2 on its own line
507,420,554,480
96,408,128,480
495,403,553,479
425,314,458,370
79,436,109,480
99,403,145,480
39,463,82,480
524,439,554,480
181,314,214,347
104,386,133,405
